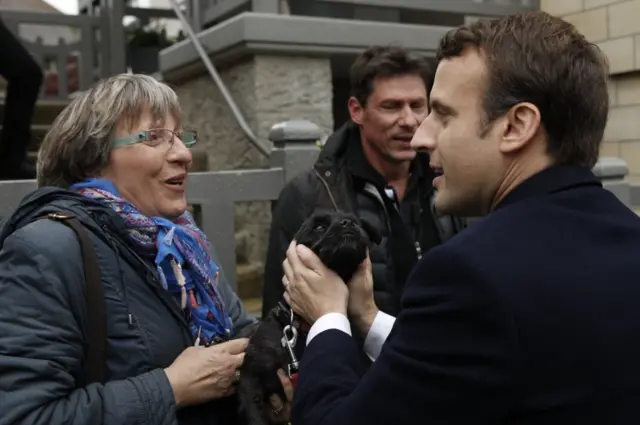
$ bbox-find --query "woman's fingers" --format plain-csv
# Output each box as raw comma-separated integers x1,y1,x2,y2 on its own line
267,370,294,423
220,337,249,354
232,352,245,368
278,369,294,402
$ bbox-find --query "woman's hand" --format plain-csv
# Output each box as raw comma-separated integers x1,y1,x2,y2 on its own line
164,338,248,408
266,369,295,424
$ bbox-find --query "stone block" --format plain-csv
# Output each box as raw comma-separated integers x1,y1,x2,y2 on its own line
609,78,618,106
600,141,621,157
608,0,640,39
615,72,640,105
236,262,264,300
540,0,583,15
598,36,635,74
604,105,640,141
636,35,640,69
586,0,629,9
620,140,640,176
564,8,608,42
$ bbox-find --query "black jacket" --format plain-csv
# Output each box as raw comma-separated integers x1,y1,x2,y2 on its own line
262,121,465,317
292,165,640,425
0,188,256,425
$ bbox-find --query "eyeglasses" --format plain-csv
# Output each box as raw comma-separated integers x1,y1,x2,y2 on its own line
111,128,197,149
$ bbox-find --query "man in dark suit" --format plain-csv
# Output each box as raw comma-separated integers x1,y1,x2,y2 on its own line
277,10,640,425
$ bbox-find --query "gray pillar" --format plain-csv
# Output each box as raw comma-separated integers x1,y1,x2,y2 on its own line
269,119,322,184
593,157,630,207
105,0,126,75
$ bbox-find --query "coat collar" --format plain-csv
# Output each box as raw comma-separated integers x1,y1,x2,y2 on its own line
495,165,601,212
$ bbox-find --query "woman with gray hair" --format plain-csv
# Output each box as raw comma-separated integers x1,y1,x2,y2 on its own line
0,73,292,425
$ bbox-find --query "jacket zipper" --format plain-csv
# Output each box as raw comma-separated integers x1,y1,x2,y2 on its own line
363,183,422,260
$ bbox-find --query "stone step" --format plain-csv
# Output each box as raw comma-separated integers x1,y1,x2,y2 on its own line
0,98,68,127
242,297,263,318
235,229,251,264
236,261,264,301
0,124,52,153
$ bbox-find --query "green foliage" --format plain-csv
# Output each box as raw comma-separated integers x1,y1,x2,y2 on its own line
126,23,186,49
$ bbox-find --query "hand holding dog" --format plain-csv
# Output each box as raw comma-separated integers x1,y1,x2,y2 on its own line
164,338,248,408
283,241,349,323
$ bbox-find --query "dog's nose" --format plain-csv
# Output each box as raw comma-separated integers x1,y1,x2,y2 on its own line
340,219,352,227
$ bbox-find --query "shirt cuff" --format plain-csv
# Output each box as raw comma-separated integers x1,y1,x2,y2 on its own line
363,311,396,362
306,312,352,346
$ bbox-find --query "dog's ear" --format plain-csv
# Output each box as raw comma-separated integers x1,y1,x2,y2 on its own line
360,219,381,245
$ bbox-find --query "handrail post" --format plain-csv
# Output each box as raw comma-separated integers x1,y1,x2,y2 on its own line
269,120,323,184
593,157,631,207
104,0,126,74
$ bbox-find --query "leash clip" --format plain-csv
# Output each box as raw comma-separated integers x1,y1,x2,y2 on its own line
281,324,299,378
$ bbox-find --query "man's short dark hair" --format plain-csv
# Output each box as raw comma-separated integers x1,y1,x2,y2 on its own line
349,45,434,107
437,11,609,169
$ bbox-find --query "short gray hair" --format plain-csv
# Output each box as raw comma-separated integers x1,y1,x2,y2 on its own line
37,73,182,188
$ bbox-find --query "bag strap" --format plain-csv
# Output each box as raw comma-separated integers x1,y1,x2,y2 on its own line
40,212,106,385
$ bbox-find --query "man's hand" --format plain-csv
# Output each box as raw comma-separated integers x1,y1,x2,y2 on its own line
282,241,348,323
347,253,379,337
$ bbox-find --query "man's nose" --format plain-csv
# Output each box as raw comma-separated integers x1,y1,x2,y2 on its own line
398,105,418,128
410,117,436,152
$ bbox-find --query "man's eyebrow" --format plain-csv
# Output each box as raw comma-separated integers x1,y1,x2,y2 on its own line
430,99,457,116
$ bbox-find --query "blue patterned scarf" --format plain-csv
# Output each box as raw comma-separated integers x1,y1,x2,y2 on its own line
72,178,232,345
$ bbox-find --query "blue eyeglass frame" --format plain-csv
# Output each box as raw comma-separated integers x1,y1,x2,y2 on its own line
111,128,198,149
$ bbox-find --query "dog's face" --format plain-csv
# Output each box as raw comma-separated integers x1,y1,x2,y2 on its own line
293,211,381,283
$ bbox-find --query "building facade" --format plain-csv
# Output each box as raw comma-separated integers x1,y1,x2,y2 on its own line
541,0,640,182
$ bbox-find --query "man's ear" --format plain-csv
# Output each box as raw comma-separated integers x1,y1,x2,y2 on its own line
499,102,541,154
360,219,382,245
348,96,364,125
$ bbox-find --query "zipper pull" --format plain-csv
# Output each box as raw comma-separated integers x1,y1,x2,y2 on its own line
194,326,202,346
414,241,422,260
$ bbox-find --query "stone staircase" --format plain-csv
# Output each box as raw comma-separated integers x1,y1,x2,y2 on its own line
0,93,265,318
0,98,66,163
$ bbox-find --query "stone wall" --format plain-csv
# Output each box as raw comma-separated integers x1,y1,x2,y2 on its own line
541,0,640,180
172,54,333,301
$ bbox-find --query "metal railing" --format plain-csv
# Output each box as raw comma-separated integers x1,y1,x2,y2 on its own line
0,9,104,100
200,0,539,26
0,2,188,99
200,0,279,26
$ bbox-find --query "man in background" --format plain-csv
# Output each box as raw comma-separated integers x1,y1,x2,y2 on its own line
262,45,465,321
0,19,42,180
283,10,640,425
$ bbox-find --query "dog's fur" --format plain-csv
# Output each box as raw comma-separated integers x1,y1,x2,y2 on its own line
236,211,380,425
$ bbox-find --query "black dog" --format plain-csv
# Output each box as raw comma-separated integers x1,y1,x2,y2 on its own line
236,211,380,425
